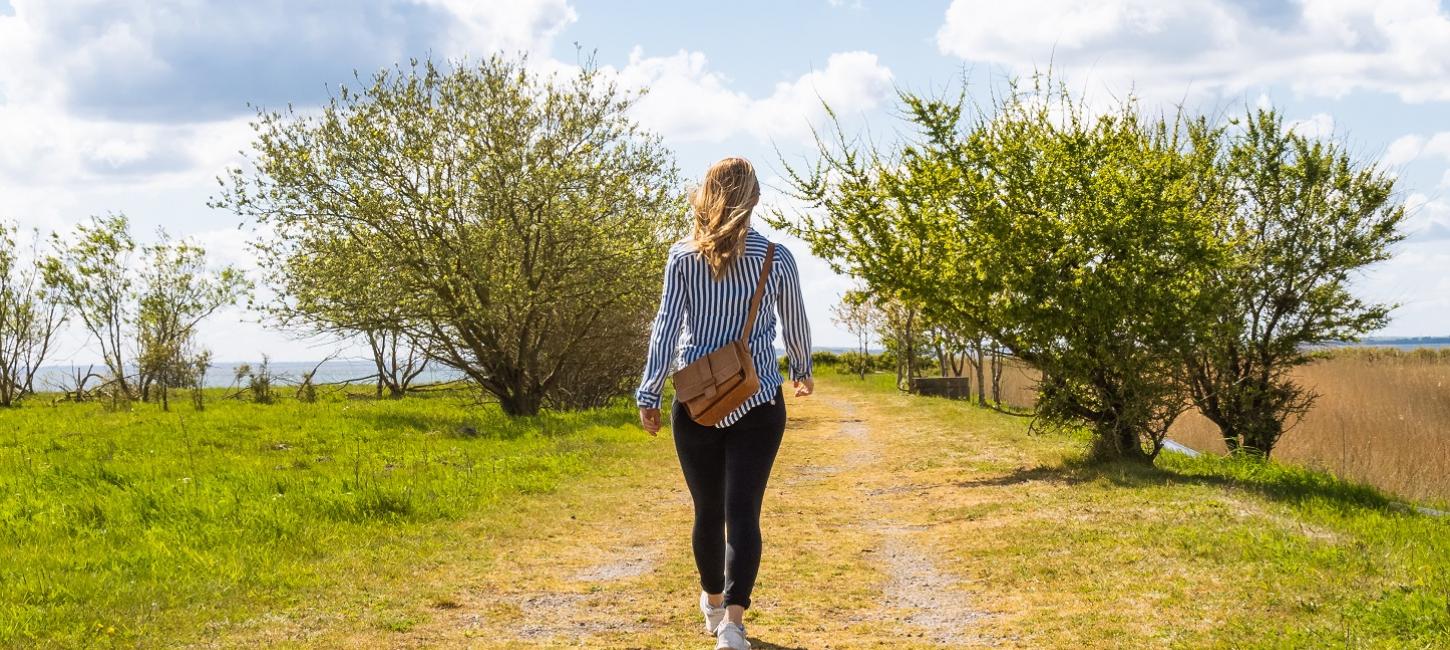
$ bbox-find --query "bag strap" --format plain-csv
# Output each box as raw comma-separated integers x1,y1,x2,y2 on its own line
738,243,776,343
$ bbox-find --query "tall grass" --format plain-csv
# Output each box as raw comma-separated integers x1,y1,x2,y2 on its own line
994,357,1042,411
917,348,1449,505
0,386,644,646
1173,348,1450,505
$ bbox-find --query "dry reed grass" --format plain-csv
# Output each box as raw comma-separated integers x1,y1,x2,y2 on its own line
1172,347,1450,505
994,358,1041,411
959,348,1450,504
940,357,1041,411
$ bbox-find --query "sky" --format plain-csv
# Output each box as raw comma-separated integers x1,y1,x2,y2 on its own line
1,0,1448,365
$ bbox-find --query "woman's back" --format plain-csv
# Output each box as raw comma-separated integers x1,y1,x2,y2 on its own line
635,227,812,428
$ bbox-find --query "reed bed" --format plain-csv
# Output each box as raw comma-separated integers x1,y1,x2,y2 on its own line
935,348,1450,504
1172,348,1450,505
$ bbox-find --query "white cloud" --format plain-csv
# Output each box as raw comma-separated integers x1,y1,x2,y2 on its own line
613,48,894,144
1383,134,1428,168
0,0,574,195
937,0,1450,105
610,49,753,142
1287,113,1335,139
1382,132,1450,169
754,51,895,141
0,1,576,122
1358,239,1450,336
410,0,576,55
1403,193,1450,241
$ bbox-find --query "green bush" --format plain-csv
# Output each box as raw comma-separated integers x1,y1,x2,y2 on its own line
836,351,875,377
811,350,841,366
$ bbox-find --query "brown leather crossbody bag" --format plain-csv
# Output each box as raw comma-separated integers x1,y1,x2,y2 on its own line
671,243,775,426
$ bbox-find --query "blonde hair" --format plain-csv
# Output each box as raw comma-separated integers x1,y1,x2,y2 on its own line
690,157,760,278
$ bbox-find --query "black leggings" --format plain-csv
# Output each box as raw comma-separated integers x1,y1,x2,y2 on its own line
672,388,786,610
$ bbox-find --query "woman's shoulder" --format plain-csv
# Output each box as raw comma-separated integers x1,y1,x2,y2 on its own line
744,229,796,267
664,229,795,269
666,238,698,259
744,228,787,252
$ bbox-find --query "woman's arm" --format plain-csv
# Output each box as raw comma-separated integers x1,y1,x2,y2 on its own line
635,251,687,414
776,245,813,384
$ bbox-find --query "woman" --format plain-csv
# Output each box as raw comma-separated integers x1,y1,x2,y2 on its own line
636,157,814,650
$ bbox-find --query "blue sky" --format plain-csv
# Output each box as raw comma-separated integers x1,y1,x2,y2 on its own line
1,0,1447,365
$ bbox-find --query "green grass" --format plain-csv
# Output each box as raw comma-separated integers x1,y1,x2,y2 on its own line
834,369,1450,648
4,370,1447,648
1157,454,1449,646
0,387,649,648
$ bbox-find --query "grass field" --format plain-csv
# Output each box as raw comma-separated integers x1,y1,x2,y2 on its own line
0,386,651,647
2,374,1447,648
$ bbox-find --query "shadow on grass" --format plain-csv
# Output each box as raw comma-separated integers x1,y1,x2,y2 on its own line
783,414,839,431
949,464,1095,488
951,454,1395,514
346,403,643,441
751,640,811,650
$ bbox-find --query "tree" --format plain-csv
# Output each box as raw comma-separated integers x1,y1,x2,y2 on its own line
975,92,1229,462
1184,109,1405,457
244,218,429,398
926,322,968,380
42,214,137,398
362,326,430,398
135,230,250,409
216,55,684,416
774,79,1229,462
873,295,930,391
988,342,1006,406
832,288,878,379
0,222,66,406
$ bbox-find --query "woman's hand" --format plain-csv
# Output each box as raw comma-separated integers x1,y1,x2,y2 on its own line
639,407,662,436
793,376,815,397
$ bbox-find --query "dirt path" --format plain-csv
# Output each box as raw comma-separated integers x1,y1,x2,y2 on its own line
236,386,1002,649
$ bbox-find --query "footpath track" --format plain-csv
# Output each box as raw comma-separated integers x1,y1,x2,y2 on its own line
356,385,999,649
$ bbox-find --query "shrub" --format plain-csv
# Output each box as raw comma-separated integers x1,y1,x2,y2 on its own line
811,350,841,366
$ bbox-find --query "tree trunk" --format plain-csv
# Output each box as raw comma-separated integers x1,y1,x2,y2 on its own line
498,387,544,416
990,346,1003,405
1085,389,1153,463
972,338,987,407
902,310,918,391
1237,414,1281,459
1090,419,1153,463
857,332,868,380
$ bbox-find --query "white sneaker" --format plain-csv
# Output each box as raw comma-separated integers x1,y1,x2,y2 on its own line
699,592,727,635
714,621,750,649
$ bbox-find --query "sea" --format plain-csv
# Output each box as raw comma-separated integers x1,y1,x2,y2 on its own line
29,359,468,391
27,340,1446,390
1316,337,1450,352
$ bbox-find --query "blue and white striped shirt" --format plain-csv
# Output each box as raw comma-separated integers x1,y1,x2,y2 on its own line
636,228,813,427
